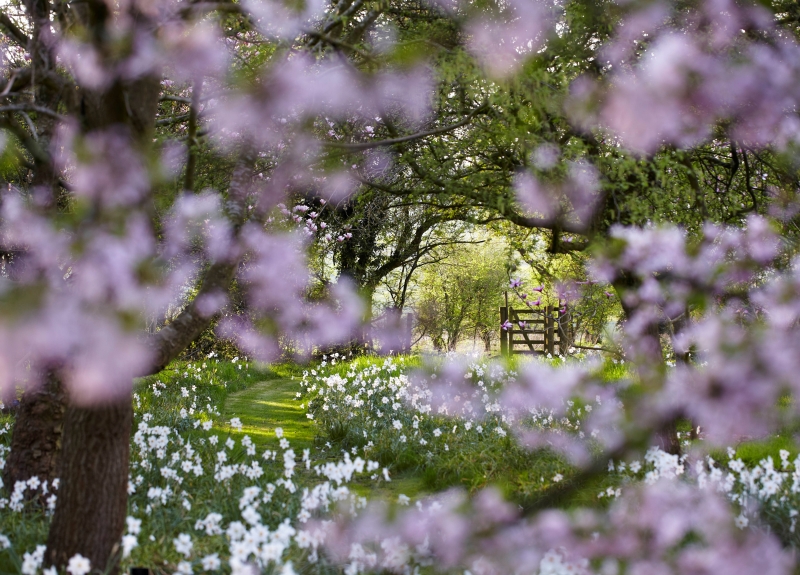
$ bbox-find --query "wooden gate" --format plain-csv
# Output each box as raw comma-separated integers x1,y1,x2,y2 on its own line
499,305,572,356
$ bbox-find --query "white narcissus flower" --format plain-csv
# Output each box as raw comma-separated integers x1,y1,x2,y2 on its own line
126,515,142,535
21,555,39,575
173,532,193,557
66,553,91,575
230,558,257,575
22,546,46,575
122,534,138,558
202,553,221,570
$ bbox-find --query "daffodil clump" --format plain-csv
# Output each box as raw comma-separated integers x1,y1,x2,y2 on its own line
298,354,592,493
609,445,800,550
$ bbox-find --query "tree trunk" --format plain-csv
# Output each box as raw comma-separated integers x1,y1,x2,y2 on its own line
40,153,253,572
655,418,680,455
3,373,66,493
362,284,375,351
45,398,132,573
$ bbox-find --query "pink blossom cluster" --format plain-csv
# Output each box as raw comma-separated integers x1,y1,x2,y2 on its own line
571,0,800,154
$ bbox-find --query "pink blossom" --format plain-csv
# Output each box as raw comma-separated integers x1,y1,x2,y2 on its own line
514,172,556,219
466,0,551,78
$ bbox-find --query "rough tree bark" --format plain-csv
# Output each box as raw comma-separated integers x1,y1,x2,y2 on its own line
45,400,132,571
2,372,66,491
2,0,72,494
5,3,173,571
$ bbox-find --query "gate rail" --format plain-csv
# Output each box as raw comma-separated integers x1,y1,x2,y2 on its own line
499,305,572,356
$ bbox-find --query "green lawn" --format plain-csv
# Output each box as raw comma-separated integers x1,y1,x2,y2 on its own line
222,376,314,450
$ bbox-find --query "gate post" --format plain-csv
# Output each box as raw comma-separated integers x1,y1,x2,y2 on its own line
545,305,555,355
557,305,570,355
500,306,508,356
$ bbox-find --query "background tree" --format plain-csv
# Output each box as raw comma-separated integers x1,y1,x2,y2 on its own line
413,237,508,351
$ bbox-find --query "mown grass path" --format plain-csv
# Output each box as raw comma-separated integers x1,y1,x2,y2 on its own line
223,374,427,499
223,377,314,450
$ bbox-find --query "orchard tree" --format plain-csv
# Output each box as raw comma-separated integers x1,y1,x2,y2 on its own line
0,0,434,570
320,190,474,315
336,0,799,253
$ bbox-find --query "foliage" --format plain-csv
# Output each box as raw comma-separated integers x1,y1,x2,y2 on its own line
412,238,509,351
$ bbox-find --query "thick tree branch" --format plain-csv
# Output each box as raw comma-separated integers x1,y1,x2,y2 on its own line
184,79,202,192
0,113,51,165
160,95,192,104
359,175,590,237
495,208,588,236
0,11,31,47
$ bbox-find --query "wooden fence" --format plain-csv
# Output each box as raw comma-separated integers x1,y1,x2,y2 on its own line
499,305,572,356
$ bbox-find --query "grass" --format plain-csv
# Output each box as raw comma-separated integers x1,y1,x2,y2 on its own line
735,434,800,466
223,376,314,450
348,470,428,501
213,355,431,501
137,358,313,449
296,353,630,512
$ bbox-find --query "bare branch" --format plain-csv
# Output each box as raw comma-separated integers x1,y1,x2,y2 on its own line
0,67,32,97
156,113,191,127
0,104,66,120
324,103,489,151
303,29,376,62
